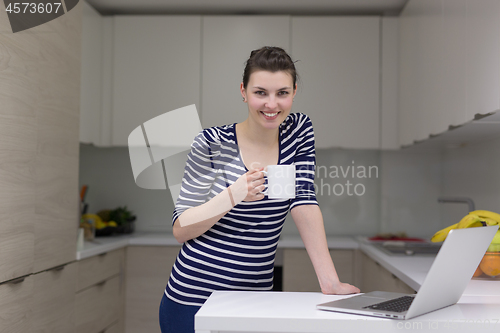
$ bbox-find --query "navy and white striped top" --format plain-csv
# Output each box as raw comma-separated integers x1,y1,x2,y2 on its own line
165,113,318,306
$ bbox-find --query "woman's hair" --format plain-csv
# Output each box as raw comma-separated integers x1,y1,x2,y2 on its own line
242,46,298,90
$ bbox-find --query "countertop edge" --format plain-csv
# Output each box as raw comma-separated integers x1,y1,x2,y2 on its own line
76,233,359,260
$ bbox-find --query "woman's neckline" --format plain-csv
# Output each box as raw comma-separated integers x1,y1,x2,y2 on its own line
233,123,282,172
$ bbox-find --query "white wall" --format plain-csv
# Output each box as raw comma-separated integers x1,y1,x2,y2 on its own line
442,136,500,227
80,138,497,239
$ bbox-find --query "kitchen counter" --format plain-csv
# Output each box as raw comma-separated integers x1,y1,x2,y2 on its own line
195,291,500,333
76,232,358,260
357,237,500,298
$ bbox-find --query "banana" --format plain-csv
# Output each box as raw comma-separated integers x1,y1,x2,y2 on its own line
457,214,483,229
479,217,499,226
487,230,500,252
431,223,458,242
469,210,500,225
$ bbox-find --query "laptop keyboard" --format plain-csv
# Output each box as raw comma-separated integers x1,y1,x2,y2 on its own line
363,295,415,313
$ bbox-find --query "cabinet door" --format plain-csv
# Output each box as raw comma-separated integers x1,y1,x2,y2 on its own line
282,248,354,292
80,1,103,145
32,262,77,333
465,0,500,119
201,16,290,129
75,275,121,333
442,0,467,129
125,246,180,333
361,252,415,294
33,1,81,274
112,16,202,146
77,248,124,292
291,17,380,149
0,275,33,333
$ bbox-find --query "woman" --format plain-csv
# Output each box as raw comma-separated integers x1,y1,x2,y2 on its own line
159,46,360,333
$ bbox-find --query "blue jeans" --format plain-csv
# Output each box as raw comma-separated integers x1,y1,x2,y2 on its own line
159,293,201,333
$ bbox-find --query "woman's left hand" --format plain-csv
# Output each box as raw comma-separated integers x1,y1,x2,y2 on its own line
322,281,361,295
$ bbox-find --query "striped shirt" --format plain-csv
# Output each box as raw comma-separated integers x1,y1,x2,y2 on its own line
165,112,318,306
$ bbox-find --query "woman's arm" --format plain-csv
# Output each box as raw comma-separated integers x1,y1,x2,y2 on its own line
173,168,266,243
290,204,360,295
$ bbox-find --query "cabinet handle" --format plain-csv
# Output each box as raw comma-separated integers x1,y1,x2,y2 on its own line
51,264,66,272
96,280,107,287
9,277,25,285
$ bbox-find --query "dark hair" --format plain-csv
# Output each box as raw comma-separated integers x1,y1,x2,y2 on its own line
242,46,298,90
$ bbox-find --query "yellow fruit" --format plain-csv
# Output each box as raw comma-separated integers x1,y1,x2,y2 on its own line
82,214,105,229
469,210,500,224
457,214,482,229
107,221,118,227
431,223,458,242
479,217,499,226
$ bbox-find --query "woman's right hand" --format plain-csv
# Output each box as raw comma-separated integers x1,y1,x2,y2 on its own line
230,168,266,203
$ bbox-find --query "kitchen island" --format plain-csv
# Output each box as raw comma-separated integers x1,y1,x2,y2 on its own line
195,291,500,333
195,240,500,333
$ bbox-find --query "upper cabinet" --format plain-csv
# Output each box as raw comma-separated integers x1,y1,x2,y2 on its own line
201,16,290,129
399,0,500,147
112,16,202,146
80,1,103,145
291,17,381,149
80,12,393,149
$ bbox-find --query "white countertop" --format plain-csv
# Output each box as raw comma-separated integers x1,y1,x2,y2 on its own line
76,232,358,260
357,237,500,298
195,291,500,333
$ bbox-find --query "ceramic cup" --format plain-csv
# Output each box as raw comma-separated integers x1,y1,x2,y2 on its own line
263,165,296,199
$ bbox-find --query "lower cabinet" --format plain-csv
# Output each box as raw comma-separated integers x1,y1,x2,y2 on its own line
75,248,126,333
124,246,180,333
0,275,34,333
32,262,78,333
0,262,78,333
282,249,357,292
360,252,415,294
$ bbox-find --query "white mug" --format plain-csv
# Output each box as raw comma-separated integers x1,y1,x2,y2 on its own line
263,165,296,199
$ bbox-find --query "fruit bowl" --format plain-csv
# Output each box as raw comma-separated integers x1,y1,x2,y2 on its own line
472,251,500,280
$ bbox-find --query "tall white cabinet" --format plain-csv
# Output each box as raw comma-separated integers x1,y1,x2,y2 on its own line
112,16,202,146
201,16,291,129
291,17,380,149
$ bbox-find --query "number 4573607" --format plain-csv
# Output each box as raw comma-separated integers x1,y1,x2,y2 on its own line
6,2,62,14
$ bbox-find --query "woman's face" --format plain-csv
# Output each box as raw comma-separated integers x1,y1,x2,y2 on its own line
241,70,297,130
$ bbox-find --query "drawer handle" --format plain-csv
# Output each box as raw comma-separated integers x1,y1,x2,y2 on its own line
96,280,107,287
9,277,25,285
51,264,66,272
98,252,107,257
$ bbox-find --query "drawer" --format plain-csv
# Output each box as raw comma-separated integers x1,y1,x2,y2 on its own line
75,275,120,333
0,275,33,333
102,321,121,333
32,262,77,333
77,248,124,292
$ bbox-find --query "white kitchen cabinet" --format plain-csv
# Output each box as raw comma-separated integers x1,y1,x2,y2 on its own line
80,1,103,145
465,0,500,120
399,0,500,147
201,16,291,129
112,16,202,146
291,17,380,149
125,246,180,333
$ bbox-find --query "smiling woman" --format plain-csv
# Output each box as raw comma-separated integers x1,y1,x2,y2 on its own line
160,46,360,333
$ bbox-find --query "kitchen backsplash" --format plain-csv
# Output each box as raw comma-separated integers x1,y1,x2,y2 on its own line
79,136,500,238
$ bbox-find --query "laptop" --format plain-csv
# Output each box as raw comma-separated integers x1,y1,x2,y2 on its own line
317,225,499,320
